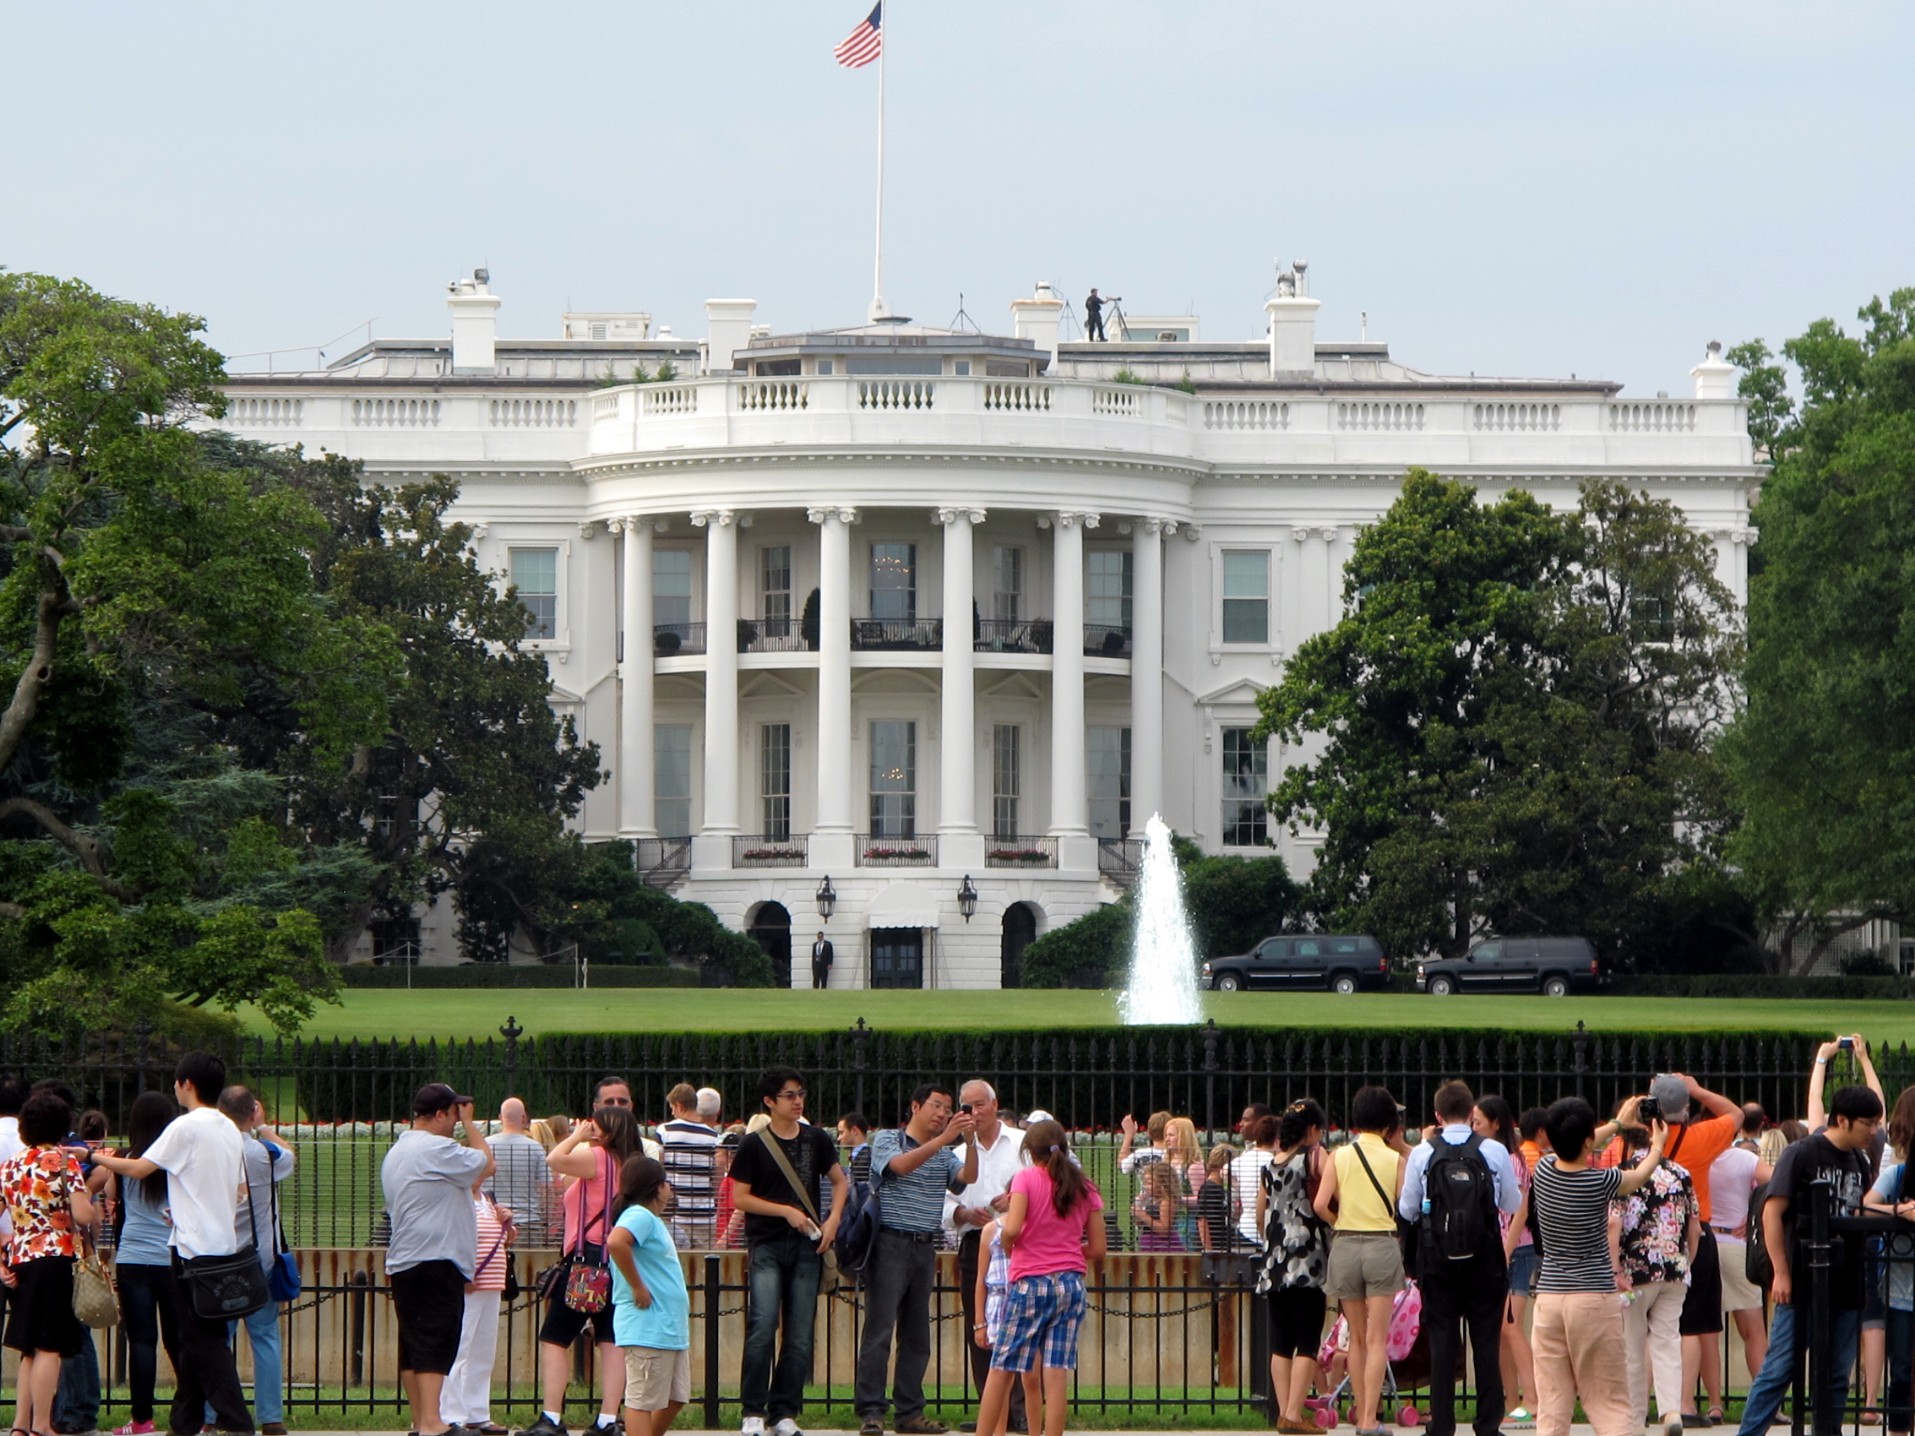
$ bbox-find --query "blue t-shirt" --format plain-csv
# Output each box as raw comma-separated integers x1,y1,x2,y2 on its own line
118,1179,174,1266
1869,1161,1915,1312
611,1203,689,1350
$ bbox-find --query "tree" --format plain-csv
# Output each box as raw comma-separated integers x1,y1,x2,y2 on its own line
1254,469,1740,963
0,273,390,1033
1719,289,1915,972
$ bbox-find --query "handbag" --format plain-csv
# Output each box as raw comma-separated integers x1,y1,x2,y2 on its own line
757,1126,841,1293
72,1237,117,1329
183,1247,271,1320
245,1150,301,1304
562,1149,614,1314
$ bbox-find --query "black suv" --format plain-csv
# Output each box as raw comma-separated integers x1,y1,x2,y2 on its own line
1415,936,1604,997
1202,934,1390,994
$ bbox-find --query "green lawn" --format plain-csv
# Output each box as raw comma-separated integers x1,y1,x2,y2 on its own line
241,987,1915,1045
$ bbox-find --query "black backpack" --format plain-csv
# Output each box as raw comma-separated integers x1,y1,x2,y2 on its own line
1420,1132,1498,1267
1744,1179,1774,1287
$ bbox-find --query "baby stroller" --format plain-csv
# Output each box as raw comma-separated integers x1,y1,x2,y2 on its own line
1304,1280,1440,1429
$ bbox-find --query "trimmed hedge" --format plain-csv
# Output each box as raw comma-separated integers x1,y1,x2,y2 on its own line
1602,973,1912,1000
340,964,701,990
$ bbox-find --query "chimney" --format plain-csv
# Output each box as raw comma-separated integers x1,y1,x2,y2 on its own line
447,271,500,374
1265,267,1319,377
1691,339,1735,400
1010,281,1064,367
704,299,757,373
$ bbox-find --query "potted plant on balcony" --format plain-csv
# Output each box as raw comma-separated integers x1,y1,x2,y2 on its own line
800,588,821,650
741,844,806,863
1101,626,1129,657
988,845,1050,865
1031,619,1054,653
862,843,931,862
653,628,681,656
737,617,758,652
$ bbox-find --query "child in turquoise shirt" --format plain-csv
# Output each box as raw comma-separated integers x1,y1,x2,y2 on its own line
606,1156,690,1436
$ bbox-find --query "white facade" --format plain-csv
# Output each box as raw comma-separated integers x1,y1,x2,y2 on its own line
218,271,1759,987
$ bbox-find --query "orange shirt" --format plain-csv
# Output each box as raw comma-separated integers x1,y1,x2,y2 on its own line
1664,1113,1738,1223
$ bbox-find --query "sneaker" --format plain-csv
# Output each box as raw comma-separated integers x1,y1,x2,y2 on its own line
1506,1410,1535,1429
261,1426,289,1436
518,1419,569,1436
112,1425,155,1436
772,1421,802,1436
741,1421,767,1436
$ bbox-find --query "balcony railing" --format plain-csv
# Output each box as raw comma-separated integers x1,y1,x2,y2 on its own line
652,622,705,656
635,836,692,887
851,618,942,651
985,835,1059,869
975,618,1053,654
732,834,809,867
1084,624,1133,658
856,834,938,867
741,615,808,653
1098,837,1143,886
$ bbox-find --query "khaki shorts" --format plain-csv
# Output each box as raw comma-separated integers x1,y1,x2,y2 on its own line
622,1345,692,1411
1717,1236,1763,1313
1325,1230,1404,1301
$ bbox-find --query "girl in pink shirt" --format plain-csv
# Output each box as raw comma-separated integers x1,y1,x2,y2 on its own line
973,1120,1108,1436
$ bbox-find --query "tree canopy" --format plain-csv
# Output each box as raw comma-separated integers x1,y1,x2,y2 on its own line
1720,289,1915,971
1254,470,1740,964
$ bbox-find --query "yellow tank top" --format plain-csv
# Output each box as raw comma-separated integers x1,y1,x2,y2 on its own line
1332,1132,1400,1233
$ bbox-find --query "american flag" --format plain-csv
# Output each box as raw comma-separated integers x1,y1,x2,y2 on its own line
834,3,882,68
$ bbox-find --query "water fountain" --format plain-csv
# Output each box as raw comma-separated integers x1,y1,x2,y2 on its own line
1118,812,1205,1025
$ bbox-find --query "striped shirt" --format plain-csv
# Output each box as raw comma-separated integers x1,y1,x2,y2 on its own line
660,1119,721,1238
871,1128,966,1233
1531,1157,1622,1292
472,1197,510,1292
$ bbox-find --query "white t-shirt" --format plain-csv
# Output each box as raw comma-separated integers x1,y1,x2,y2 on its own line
1709,1145,1761,1231
143,1105,245,1259
1229,1148,1275,1244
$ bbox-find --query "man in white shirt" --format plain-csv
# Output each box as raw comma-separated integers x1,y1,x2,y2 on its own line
942,1081,1024,1431
96,1051,253,1436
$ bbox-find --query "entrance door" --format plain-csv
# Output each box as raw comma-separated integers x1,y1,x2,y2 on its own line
1001,904,1039,989
871,929,925,989
747,903,794,989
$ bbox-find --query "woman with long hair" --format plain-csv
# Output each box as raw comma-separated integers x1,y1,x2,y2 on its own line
1162,1117,1205,1243
1256,1099,1329,1435
974,1120,1107,1436
1473,1095,1538,1427
106,1092,184,1436
606,1155,688,1436
531,1105,649,1436
2,1090,98,1436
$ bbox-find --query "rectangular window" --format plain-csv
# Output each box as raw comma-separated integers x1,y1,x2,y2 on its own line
1221,727,1268,846
869,721,916,839
869,542,916,622
761,545,792,639
655,725,693,838
992,725,1020,838
654,549,693,633
760,723,791,841
993,546,1023,623
1222,550,1269,644
1088,726,1131,840
1087,551,1133,633
509,547,558,640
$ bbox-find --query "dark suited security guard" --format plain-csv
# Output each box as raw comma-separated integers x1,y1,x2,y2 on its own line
811,931,834,989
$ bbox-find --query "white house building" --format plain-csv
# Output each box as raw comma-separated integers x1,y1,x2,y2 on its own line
216,267,1760,987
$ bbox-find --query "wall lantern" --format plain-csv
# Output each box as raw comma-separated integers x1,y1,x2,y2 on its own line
957,875,979,923
816,875,837,921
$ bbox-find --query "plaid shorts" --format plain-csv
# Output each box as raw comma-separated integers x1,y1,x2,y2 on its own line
990,1271,1089,1373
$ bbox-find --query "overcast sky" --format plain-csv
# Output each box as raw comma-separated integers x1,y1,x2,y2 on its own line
10,2,1911,396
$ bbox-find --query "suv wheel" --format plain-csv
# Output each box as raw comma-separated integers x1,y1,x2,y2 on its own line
1331,973,1358,995
1542,974,1570,997
1214,972,1242,993
1428,975,1455,997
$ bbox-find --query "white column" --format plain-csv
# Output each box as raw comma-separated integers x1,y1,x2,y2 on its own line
616,518,656,837
1300,526,1331,641
937,508,983,850
809,508,858,866
1130,518,1169,836
1048,511,1096,842
1322,526,1345,624
692,509,741,857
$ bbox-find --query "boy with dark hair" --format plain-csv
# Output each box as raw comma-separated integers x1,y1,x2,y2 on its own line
96,1051,254,1436
1735,1084,1884,1436
731,1068,847,1436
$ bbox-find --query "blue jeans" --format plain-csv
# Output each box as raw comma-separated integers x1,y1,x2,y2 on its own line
206,1303,283,1426
741,1230,824,1421
1736,1301,1860,1436
54,1336,100,1432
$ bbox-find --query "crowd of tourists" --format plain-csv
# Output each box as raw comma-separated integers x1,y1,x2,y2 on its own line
2,1035,1906,1436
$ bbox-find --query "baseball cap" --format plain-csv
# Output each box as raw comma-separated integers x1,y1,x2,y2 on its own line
414,1082,473,1115
1650,1074,1690,1122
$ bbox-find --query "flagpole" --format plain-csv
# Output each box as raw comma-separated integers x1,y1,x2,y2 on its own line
869,2,888,321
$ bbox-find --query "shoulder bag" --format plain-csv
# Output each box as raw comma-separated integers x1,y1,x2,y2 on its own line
534,1146,605,1304
563,1150,614,1314
250,1153,302,1304
758,1128,842,1293
72,1233,117,1329
184,1246,271,1320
